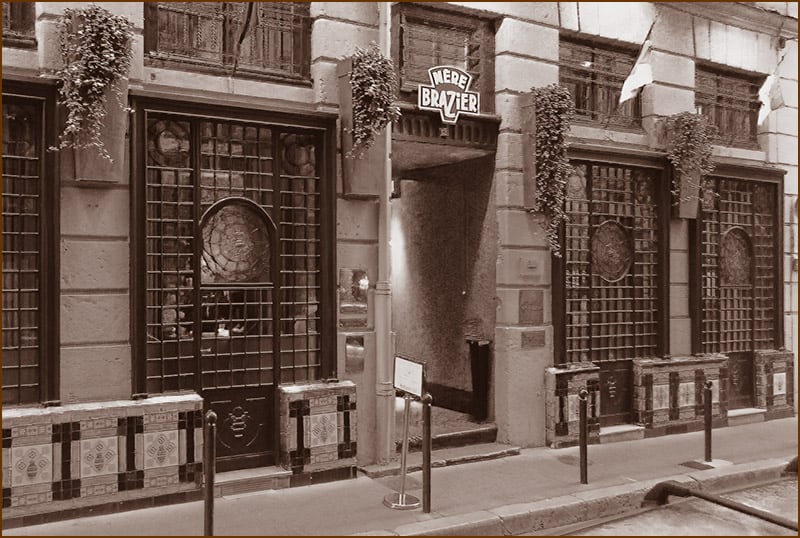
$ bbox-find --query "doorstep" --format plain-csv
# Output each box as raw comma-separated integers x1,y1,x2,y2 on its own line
599,424,646,444
215,466,292,497
727,407,767,427
360,442,521,479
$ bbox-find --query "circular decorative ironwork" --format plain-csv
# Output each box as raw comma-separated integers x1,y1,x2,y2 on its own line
148,120,190,168
281,133,317,177
591,220,633,282
720,227,752,286
201,202,271,284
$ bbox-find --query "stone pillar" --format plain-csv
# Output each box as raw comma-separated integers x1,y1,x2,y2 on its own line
36,2,144,403
493,15,558,447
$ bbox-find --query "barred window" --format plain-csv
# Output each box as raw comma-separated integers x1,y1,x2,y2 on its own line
394,4,494,112
137,107,332,394
695,66,761,147
2,2,36,48
144,2,311,82
2,89,57,406
560,37,641,128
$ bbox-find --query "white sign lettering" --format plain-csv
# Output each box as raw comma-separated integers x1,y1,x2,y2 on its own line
393,355,424,398
418,66,480,124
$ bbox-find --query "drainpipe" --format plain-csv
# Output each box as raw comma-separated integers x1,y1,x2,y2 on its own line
375,2,395,464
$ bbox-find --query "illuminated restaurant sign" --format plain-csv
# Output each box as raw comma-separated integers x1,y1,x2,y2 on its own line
417,66,480,124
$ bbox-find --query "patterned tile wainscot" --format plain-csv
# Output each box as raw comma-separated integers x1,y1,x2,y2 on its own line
545,362,601,448
633,355,728,437
279,381,357,476
1,394,203,521
754,349,795,419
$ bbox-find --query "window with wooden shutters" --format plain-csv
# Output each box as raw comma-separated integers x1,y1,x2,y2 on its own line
695,66,761,148
2,88,58,406
394,4,494,112
144,2,311,82
2,2,37,48
560,37,641,128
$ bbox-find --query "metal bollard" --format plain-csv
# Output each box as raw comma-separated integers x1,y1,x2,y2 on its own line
204,410,217,537
704,381,713,463
578,388,588,485
422,393,433,514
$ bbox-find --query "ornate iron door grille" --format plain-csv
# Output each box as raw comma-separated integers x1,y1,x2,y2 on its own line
2,97,44,405
563,163,661,425
142,109,327,468
699,177,777,408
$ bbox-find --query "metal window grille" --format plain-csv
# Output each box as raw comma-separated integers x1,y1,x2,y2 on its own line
699,178,777,353
563,163,660,364
560,38,641,128
145,2,311,80
2,99,43,405
144,112,323,394
2,2,36,47
695,67,761,148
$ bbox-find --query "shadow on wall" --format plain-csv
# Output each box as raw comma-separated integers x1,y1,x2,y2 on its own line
391,156,496,413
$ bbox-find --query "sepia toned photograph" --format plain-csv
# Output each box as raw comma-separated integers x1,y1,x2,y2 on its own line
1,1,797,535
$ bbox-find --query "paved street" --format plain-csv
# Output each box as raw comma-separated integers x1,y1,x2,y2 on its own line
3,417,796,536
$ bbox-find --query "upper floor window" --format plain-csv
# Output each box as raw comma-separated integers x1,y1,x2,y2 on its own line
393,4,495,113
695,66,761,148
144,2,311,82
560,37,641,128
2,86,58,406
2,2,36,48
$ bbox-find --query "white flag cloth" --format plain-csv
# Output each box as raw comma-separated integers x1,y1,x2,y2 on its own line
619,40,653,105
757,74,784,126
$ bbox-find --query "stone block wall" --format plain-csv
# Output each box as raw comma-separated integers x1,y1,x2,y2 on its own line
633,355,727,437
544,363,600,448
279,381,357,481
1,395,203,527
754,350,795,419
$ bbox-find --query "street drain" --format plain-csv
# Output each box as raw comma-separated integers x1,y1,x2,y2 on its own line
557,454,594,466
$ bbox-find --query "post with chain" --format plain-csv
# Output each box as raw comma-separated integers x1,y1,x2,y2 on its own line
204,410,217,536
704,381,713,463
579,388,588,485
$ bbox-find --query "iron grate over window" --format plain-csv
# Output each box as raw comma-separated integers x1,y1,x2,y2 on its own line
2,2,36,48
560,38,641,128
2,99,42,404
144,2,311,82
144,112,323,394
563,163,660,364
695,66,762,148
699,178,777,354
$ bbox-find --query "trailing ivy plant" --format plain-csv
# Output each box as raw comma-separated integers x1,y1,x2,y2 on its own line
663,112,718,204
530,83,574,257
55,5,134,160
346,44,401,159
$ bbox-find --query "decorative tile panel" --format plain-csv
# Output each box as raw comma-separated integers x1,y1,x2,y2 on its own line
678,382,695,408
10,444,52,487
80,437,118,478
2,394,203,521
773,372,786,396
653,385,670,409
143,431,180,469
308,413,338,448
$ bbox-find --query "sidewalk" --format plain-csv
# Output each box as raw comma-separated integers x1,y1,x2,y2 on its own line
3,417,797,536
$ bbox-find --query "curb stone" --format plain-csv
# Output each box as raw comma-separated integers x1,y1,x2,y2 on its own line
359,457,794,536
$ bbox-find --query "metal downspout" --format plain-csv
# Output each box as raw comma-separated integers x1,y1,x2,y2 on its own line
375,1,395,464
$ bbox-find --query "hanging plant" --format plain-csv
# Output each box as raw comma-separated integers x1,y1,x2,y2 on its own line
529,83,574,257
346,44,401,159
663,112,718,206
54,5,134,161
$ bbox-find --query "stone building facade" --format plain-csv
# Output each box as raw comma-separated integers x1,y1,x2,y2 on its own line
2,1,797,525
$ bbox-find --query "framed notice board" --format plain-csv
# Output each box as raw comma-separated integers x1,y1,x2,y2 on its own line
393,355,425,398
